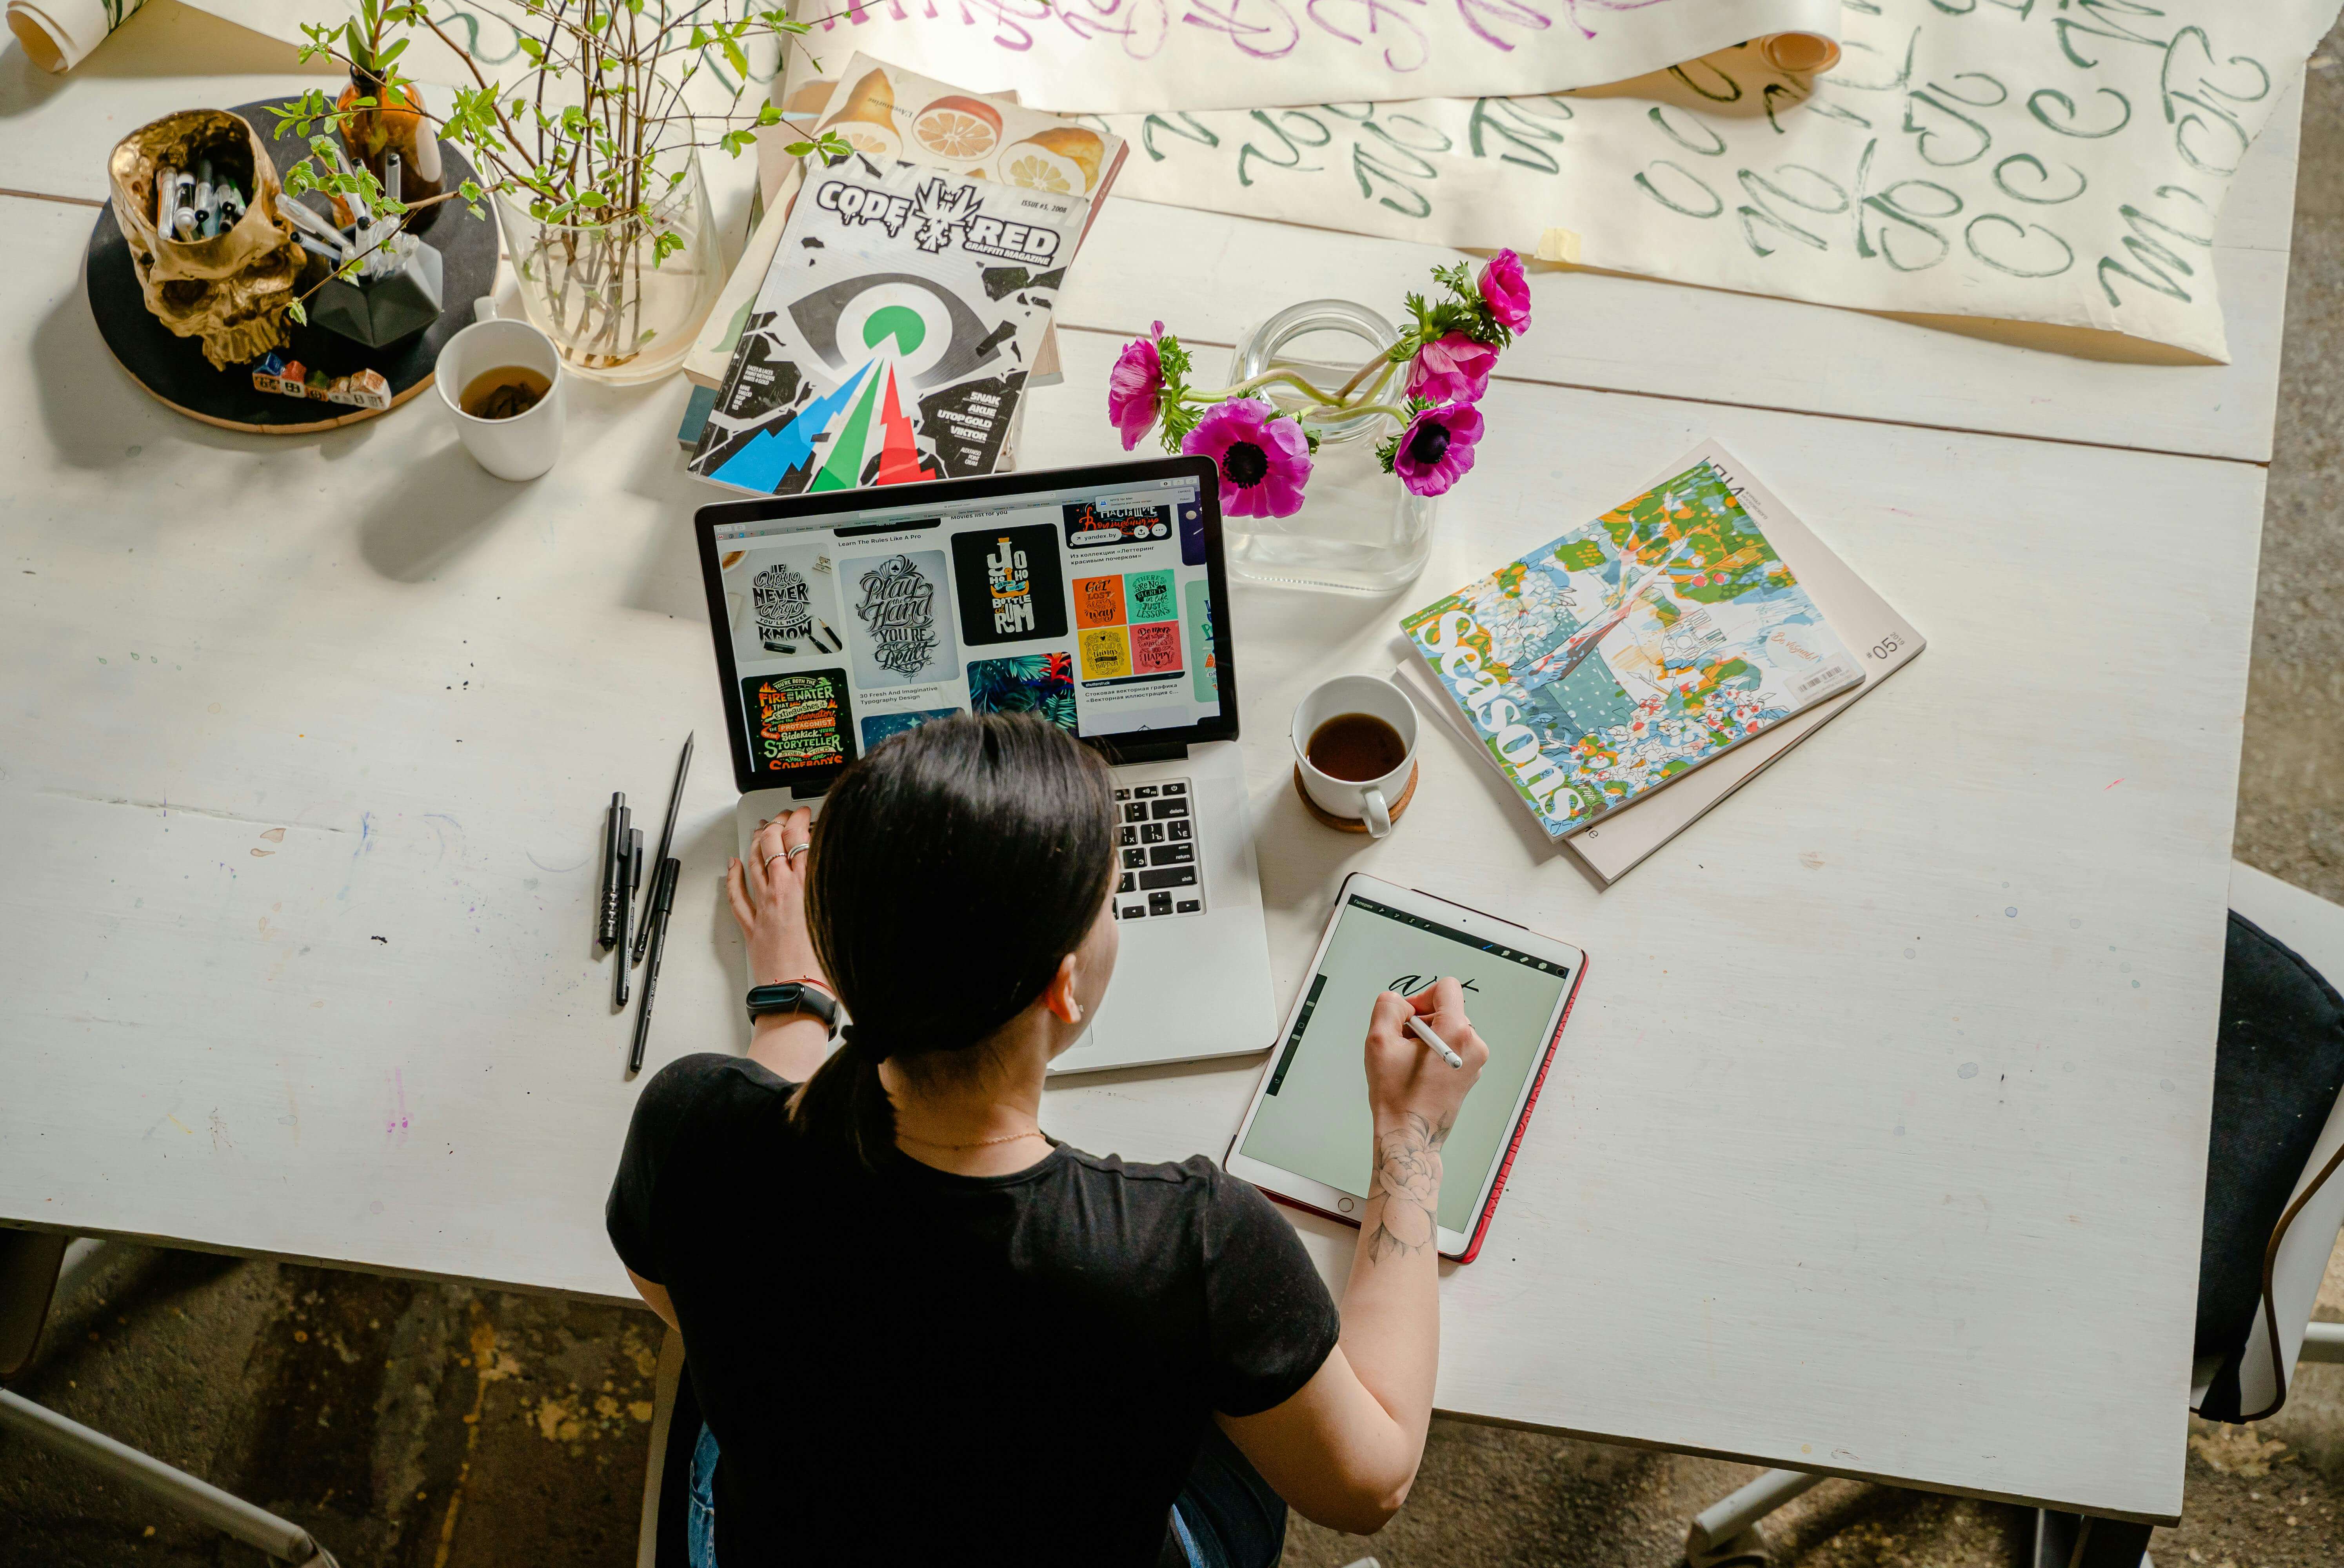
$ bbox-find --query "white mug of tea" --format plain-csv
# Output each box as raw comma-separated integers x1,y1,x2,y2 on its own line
435,317,566,481
1292,674,1419,838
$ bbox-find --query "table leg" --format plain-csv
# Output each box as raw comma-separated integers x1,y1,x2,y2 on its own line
2033,1508,2153,1568
1685,1469,1826,1566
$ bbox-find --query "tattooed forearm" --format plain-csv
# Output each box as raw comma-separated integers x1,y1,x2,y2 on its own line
1363,1112,1451,1263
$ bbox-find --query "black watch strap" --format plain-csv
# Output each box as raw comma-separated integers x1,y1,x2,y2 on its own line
746,982,839,1031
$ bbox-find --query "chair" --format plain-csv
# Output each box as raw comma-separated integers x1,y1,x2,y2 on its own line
0,1234,342,1566
1684,861,2344,1568
636,1326,690,1568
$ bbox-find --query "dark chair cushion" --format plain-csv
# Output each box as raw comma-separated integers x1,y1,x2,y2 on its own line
2195,911,2344,1363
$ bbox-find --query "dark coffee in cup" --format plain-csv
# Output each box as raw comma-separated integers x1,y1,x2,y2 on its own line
460,365,551,420
1306,712,1408,782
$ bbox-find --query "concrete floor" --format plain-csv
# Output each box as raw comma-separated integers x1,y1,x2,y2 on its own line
8,25,2344,1568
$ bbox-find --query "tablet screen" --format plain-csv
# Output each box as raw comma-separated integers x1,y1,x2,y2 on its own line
1239,893,1575,1232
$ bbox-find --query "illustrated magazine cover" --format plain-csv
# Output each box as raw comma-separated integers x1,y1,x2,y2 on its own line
1401,442,1865,839
690,153,1087,496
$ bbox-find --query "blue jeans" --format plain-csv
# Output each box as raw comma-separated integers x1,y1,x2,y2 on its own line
683,1419,1285,1568
1164,1421,1288,1568
686,1421,720,1568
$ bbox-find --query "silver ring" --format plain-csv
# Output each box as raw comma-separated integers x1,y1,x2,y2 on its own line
762,853,786,871
785,844,810,860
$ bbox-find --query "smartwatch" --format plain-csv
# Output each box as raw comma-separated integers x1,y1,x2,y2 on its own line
746,980,840,1032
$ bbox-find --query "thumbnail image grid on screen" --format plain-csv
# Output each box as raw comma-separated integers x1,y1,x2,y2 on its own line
714,480,1221,790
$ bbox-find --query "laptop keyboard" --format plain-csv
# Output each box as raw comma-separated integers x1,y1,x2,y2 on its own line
1112,780,1204,922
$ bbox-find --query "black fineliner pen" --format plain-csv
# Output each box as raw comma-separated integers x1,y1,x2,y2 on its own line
634,733,693,965
611,801,632,945
629,857,681,1075
597,793,626,948
615,829,643,1007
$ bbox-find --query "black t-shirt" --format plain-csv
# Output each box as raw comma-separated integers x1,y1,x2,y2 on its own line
607,1054,1341,1568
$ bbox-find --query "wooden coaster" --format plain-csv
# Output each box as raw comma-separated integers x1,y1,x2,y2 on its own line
84,100,498,436
1294,763,1419,833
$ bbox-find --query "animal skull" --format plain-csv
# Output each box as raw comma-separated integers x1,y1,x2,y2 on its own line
108,110,305,370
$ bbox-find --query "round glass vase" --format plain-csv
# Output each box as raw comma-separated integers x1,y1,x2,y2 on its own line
1225,299,1435,595
493,149,723,387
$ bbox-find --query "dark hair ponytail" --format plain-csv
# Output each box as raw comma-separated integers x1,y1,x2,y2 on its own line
788,713,1116,1167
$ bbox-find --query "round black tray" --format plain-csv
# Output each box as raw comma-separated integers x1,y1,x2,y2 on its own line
84,98,499,434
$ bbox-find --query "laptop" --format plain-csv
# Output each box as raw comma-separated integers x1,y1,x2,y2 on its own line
692,455,1276,1074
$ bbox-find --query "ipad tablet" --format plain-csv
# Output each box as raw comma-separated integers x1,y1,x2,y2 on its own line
1224,875,1588,1262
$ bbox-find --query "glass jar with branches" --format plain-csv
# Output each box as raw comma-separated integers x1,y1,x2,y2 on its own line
273,0,846,383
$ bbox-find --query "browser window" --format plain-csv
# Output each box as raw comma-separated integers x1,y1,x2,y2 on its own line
710,475,1221,787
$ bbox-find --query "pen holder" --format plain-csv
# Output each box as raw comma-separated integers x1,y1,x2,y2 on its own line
309,240,444,349
106,109,303,369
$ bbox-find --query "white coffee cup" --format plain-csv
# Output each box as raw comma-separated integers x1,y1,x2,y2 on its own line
1292,674,1420,838
434,318,566,481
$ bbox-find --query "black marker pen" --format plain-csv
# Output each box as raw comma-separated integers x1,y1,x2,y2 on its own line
629,858,682,1076
615,828,642,1008
596,793,626,949
634,734,694,965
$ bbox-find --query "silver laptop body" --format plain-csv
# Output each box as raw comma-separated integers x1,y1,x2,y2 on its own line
698,457,1274,1073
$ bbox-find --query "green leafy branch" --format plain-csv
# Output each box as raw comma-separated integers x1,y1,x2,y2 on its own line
273,0,854,266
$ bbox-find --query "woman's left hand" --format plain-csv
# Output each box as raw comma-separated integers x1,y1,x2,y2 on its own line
727,809,826,991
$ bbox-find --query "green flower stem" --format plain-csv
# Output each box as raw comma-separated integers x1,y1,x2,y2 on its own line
1189,350,1401,412
1332,352,1396,403
1181,371,1403,426
1183,368,1344,405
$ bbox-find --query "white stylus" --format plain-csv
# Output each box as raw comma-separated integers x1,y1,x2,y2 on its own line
1405,1014,1464,1069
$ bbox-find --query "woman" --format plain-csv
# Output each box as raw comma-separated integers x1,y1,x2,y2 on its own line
608,713,1489,1567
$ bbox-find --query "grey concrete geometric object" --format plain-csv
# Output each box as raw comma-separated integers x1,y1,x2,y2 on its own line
310,240,443,349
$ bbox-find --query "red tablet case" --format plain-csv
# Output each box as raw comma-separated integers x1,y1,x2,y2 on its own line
1452,951,1586,1262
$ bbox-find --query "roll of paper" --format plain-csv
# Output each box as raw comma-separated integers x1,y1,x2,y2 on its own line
770,0,1841,113
5,0,145,73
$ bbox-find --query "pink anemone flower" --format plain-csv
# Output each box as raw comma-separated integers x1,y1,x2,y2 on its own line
1478,249,1532,334
1406,332,1496,405
1182,398,1310,518
1390,402,1484,497
1107,324,1168,450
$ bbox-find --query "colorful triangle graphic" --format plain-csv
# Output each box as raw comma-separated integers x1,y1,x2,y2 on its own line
809,363,886,492
709,361,873,493
873,366,939,486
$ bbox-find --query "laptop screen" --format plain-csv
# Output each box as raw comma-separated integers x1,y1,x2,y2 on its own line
699,459,1234,795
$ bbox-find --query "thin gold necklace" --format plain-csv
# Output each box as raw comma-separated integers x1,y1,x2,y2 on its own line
896,1126,1047,1151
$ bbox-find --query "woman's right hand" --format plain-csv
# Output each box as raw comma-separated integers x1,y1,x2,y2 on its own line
1361,978,1488,1139
726,809,826,992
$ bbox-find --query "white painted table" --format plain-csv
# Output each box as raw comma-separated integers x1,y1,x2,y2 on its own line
0,5,2296,1528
